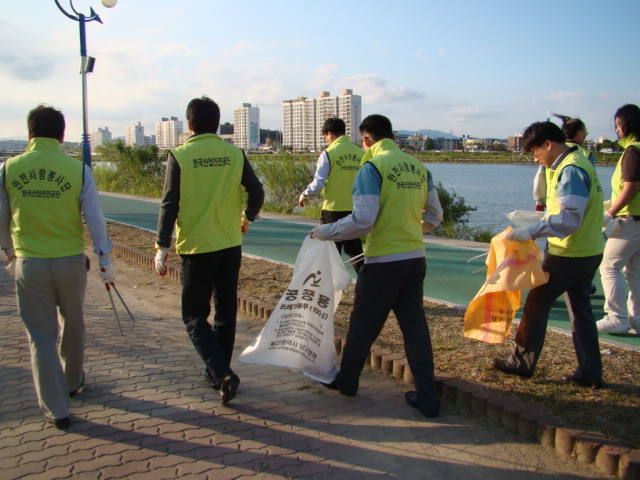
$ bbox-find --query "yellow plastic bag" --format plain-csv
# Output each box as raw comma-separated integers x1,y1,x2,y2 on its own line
463,227,549,344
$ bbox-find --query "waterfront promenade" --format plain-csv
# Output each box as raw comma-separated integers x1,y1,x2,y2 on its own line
0,246,610,480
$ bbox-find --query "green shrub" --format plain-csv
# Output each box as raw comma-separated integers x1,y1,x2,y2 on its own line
252,154,316,214
93,141,164,197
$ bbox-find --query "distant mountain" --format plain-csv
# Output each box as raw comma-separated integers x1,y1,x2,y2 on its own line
397,129,458,139
0,136,28,141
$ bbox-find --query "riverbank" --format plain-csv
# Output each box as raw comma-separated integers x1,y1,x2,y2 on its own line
248,150,622,166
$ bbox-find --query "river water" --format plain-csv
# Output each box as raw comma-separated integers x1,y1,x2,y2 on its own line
425,163,615,234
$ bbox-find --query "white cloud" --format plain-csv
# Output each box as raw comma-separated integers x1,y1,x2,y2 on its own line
221,41,260,57
547,90,585,102
340,73,424,103
415,50,430,62
307,63,339,91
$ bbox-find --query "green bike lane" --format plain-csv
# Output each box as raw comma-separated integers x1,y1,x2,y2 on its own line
99,192,640,349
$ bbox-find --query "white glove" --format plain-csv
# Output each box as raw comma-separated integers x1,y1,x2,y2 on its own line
99,263,116,283
299,192,308,207
310,226,326,240
603,200,612,212
5,257,16,277
507,227,532,243
155,248,168,276
603,211,614,230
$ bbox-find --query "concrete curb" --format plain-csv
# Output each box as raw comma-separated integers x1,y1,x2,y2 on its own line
107,237,640,479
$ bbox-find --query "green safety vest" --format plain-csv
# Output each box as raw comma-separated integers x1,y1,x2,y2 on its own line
171,134,244,254
361,139,428,257
566,142,595,165
545,149,603,257
321,136,363,211
4,137,84,258
611,140,640,216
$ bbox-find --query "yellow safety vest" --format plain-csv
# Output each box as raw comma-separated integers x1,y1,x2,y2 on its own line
545,149,603,257
321,136,363,211
611,140,640,216
361,139,428,257
4,137,84,258
171,134,244,254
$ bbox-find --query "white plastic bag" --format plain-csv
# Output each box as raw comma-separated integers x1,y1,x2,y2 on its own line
239,236,352,382
506,210,545,229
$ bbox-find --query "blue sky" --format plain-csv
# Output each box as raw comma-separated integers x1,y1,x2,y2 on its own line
2,0,639,142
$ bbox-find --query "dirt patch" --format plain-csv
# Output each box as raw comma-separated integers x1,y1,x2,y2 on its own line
106,221,640,449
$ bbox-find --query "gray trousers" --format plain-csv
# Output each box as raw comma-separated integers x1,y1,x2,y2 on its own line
508,252,603,382
16,255,87,420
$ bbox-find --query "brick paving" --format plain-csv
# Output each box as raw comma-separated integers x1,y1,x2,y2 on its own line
0,256,609,480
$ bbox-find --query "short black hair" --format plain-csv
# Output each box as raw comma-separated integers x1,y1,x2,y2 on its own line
322,117,346,136
27,104,65,140
615,104,640,140
552,113,586,141
359,114,393,142
522,121,566,154
186,96,220,134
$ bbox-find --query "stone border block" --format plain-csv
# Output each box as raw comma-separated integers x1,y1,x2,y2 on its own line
576,431,608,464
518,409,548,441
555,426,586,457
620,449,640,480
595,443,631,476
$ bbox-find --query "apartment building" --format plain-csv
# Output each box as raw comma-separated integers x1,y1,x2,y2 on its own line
233,103,260,150
155,116,183,150
125,122,144,146
90,127,112,151
282,89,361,151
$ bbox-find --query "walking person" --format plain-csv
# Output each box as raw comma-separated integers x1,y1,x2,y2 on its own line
597,104,640,333
299,117,364,271
494,121,604,388
0,104,114,429
533,114,594,211
310,114,443,418
155,96,264,405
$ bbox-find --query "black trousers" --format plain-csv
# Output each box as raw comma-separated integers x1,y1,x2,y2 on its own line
508,252,603,382
180,246,241,382
321,210,364,272
335,257,439,414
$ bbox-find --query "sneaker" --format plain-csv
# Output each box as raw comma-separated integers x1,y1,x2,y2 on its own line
596,316,628,333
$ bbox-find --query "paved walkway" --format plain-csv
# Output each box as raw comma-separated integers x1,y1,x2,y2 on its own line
0,255,607,480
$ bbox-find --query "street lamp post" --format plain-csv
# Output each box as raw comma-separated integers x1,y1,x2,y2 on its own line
54,0,111,167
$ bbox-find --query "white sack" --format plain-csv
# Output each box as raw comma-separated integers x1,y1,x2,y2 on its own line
239,236,352,383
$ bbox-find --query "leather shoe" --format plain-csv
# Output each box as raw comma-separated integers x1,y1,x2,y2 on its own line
405,391,439,418
45,415,70,430
69,371,85,397
492,358,533,379
203,369,220,391
320,380,356,397
220,375,240,405
563,375,603,389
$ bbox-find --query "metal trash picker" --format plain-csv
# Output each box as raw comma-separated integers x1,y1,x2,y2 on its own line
104,282,135,336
